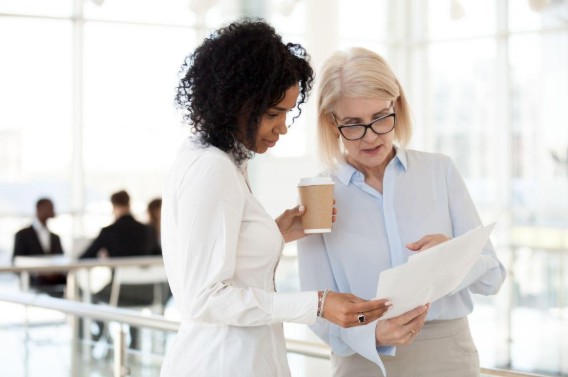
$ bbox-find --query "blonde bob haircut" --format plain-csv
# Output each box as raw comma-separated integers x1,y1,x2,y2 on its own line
317,47,412,170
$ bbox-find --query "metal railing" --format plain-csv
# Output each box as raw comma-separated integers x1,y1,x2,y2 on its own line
0,291,547,377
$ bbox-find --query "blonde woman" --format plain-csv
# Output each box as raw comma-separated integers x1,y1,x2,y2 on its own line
298,47,506,377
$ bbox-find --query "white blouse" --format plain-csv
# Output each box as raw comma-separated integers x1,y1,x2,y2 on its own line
160,138,318,377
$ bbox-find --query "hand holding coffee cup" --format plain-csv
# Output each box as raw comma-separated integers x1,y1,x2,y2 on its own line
297,177,335,233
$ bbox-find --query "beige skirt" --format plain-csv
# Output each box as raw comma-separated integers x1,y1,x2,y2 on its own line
331,317,480,377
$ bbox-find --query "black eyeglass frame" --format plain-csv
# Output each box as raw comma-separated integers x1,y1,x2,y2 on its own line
332,112,397,141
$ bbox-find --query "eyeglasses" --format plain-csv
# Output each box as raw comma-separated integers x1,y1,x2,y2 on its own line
332,113,396,141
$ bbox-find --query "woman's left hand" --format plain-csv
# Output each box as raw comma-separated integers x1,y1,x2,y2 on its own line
406,234,451,252
276,202,337,243
276,205,307,242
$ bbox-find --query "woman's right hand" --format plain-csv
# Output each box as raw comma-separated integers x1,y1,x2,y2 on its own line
322,291,391,328
375,304,429,346
406,234,451,252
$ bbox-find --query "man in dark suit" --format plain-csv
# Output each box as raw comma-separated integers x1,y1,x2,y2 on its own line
80,190,156,260
80,190,158,348
13,198,67,292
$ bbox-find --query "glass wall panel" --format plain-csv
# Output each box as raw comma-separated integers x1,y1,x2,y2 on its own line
427,39,498,208
428,0,496,40
82,21,194,236
83,0,196,25
0,18,73,190
0,0,72,17
202,0,245,30
508,31,568,375
510,32,568,226
270,0,306,36
423,36,509,369
509,0,568,33
336,0,388,52
0,17,73,256
337,0,388,41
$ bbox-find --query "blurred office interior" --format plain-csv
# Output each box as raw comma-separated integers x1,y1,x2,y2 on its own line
0,0,567,376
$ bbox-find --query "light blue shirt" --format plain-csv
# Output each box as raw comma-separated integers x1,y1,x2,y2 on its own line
297,147,506,373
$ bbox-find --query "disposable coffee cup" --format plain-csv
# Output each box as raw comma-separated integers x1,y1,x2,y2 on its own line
297,177,335,233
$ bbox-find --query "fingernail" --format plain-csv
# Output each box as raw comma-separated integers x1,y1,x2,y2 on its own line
385,301,392,307
298,205,305,211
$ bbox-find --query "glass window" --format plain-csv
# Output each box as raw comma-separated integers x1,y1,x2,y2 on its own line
270,0,306,36
428,0,496,40
337,0,389,41
82,21,194,232
83,0,196,25
427,39,498,206
202,0,246,30
0,0,72,17
0,17,73,213
510,32,568,226
509,0,568,32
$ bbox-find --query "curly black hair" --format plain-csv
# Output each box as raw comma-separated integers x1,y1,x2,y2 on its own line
175,18,314,165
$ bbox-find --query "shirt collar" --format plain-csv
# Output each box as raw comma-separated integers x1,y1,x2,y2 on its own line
32,218,47,233
335,145,408,185
395,146,408,170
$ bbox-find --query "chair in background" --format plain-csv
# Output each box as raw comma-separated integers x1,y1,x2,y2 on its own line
109,264,168,314
93,264,169,356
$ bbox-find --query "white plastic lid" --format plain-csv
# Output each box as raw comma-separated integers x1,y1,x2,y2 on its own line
297,176,334,186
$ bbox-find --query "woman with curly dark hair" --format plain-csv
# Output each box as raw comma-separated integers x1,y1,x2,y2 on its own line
160,19,391,377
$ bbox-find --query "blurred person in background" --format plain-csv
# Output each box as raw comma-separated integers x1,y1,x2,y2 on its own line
13,197,67,296
147,197,171,306
298,47,506,377
147,197,162,255
80,190,155,260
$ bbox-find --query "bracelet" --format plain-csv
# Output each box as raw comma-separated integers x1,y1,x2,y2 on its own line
317,289,331,318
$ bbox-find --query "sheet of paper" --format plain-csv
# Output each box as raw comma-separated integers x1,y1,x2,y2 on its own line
376,222,496,320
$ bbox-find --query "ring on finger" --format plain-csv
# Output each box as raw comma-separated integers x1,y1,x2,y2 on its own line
357,312,366,324
410,329,416,336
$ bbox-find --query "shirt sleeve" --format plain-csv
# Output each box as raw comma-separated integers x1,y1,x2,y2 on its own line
445,157,507,295
173,153,317,326
79,229,107,259
13,230,26,259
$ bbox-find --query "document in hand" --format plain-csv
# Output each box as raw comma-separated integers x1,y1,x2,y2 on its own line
376,222,496,320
